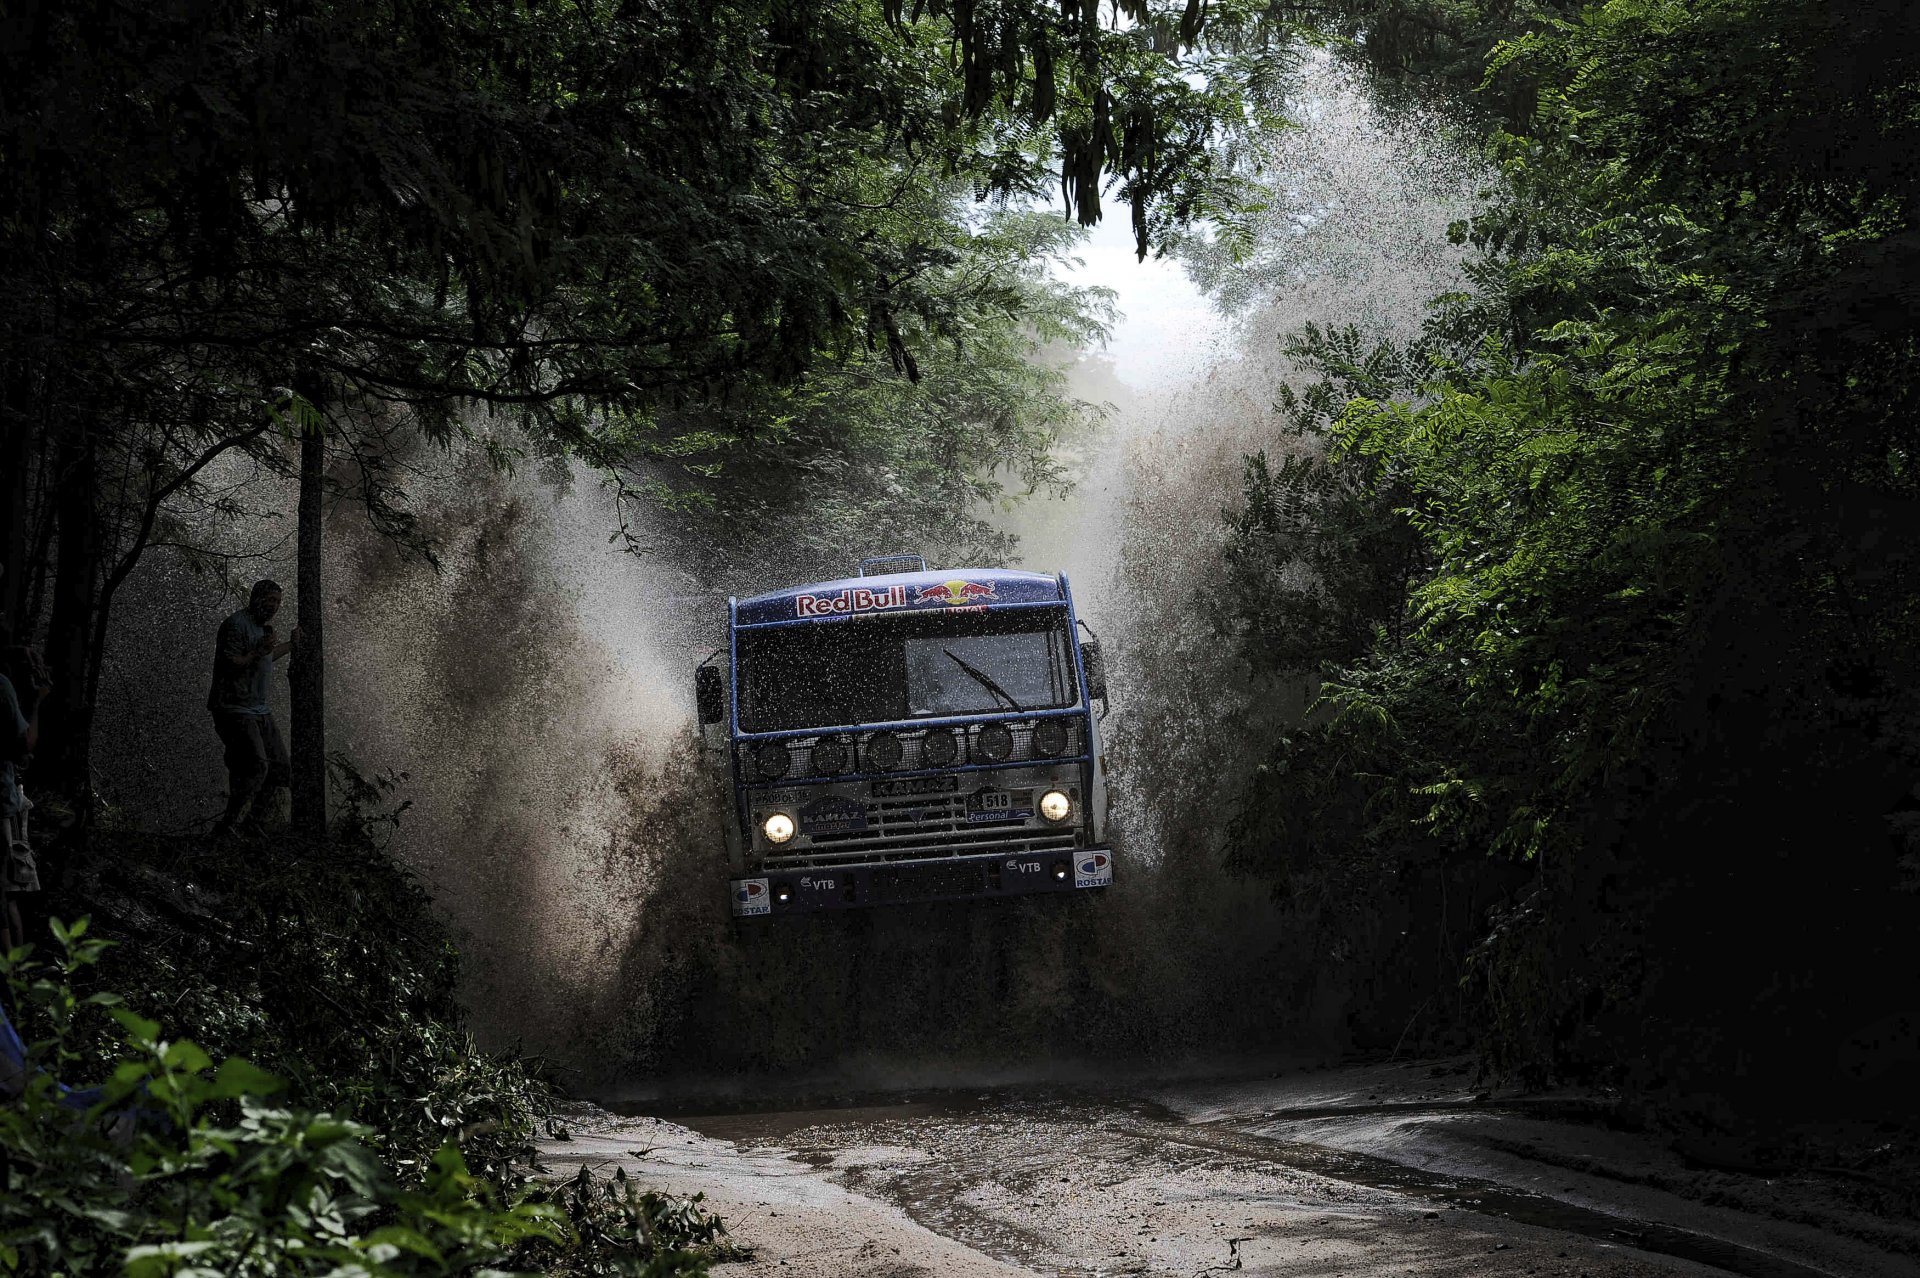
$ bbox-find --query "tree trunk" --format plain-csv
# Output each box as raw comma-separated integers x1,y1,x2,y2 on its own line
289,401,327,839
41,428,98,807
0,361,30,636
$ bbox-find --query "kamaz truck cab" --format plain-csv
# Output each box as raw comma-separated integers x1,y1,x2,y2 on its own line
696,554,1112,917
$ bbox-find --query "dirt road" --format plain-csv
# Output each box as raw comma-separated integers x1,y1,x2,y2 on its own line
541,1062,1919,1278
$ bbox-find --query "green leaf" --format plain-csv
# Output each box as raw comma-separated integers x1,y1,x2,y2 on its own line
207,1057,286,1100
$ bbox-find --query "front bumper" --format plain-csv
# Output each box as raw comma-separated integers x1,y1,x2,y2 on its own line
731,846,1114,917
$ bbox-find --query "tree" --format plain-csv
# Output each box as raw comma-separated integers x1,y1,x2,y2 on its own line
0,0,1285,815
1220,0,1920,1104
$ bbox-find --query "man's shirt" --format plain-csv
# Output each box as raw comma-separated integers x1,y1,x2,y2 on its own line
207,609,275,716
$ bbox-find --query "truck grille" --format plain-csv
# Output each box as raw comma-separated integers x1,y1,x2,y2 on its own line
759,790,1081,870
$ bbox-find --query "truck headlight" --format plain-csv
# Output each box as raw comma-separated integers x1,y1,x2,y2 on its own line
811,736,848,775
974,722,1014,763
754,741,791,779
1038,790,1072,822
866,731,903,771
763,812,796,844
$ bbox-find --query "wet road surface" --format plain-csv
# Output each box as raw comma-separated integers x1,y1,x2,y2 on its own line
542,1062,1919,1278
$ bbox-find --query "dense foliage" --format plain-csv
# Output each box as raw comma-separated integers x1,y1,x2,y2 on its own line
4,827,737,1276
0,0,1285,806
3,925,564,1277
49,822,545,1186
668,207,1116,580
1223,0,1920,1113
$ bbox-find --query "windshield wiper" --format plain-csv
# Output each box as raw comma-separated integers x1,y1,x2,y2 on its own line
944,649,1023,713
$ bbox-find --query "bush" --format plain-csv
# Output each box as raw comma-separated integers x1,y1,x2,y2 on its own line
50,826,547,1189
1,922,725,1277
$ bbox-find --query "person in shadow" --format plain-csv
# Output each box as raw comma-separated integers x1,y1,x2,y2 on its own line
207,580,300,840
1,632,50,955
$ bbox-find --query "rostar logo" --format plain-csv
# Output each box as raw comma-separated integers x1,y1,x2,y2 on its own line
732,877,772,916
915,579,997,607
1074,852,1112,889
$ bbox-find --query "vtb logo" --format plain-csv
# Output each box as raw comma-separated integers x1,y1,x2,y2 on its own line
916,579,996,606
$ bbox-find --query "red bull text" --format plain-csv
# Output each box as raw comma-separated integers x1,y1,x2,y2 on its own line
794,583,911,617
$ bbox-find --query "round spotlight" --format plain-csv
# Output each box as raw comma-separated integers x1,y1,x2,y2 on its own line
1051,861,1070,881
922,729,959,767
762,812,796,844
754,741,791,780
774,883,793,903
866,731,904,771
1032,719,1069,758
974,722,1014,763
1038,790,1073,823
811,736,848,775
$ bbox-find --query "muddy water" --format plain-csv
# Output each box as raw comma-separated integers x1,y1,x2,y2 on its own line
591,1072,1914,1278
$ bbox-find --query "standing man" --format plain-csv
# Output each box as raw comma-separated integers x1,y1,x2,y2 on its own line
208,580,299,839
1,636,50,954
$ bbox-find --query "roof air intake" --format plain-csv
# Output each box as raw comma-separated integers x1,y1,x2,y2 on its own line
858,554,927,576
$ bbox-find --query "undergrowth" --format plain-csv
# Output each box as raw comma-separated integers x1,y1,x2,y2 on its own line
3,782,737,1276
2,925,733,1274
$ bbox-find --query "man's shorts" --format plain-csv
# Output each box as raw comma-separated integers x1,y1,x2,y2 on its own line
212,710,290,788
3,802,37,895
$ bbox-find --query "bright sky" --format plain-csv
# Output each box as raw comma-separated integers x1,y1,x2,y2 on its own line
1053,209,1226,391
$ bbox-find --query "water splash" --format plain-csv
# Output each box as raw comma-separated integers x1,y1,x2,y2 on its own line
92,52,1487,1087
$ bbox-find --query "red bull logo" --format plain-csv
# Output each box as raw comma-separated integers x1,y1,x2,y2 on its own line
916,579,997,607
795,584,910,617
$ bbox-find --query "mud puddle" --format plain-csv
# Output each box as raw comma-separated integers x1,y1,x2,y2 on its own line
587,1073,1915,1277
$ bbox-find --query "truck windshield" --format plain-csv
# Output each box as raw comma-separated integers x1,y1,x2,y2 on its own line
737,609,1076,733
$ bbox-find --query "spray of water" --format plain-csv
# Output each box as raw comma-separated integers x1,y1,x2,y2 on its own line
93,53,1486,1090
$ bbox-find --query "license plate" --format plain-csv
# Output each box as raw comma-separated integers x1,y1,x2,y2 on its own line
965,788,1030,823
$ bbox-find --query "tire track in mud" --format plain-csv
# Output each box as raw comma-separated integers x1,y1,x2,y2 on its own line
656,1087,1908,1278
1100,1118,1857,1278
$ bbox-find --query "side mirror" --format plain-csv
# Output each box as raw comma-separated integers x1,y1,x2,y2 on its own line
1080,639,1107,702
695,665,725,725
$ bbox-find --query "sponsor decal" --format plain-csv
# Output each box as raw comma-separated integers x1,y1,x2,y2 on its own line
795,584,911,618
800,794,868,834
732,878,771,916
1074,850,1113,890
792,579,998,616
873,775,960,797
915,579,997,607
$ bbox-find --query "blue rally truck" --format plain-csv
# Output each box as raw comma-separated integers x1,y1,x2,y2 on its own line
695,555,1112,917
